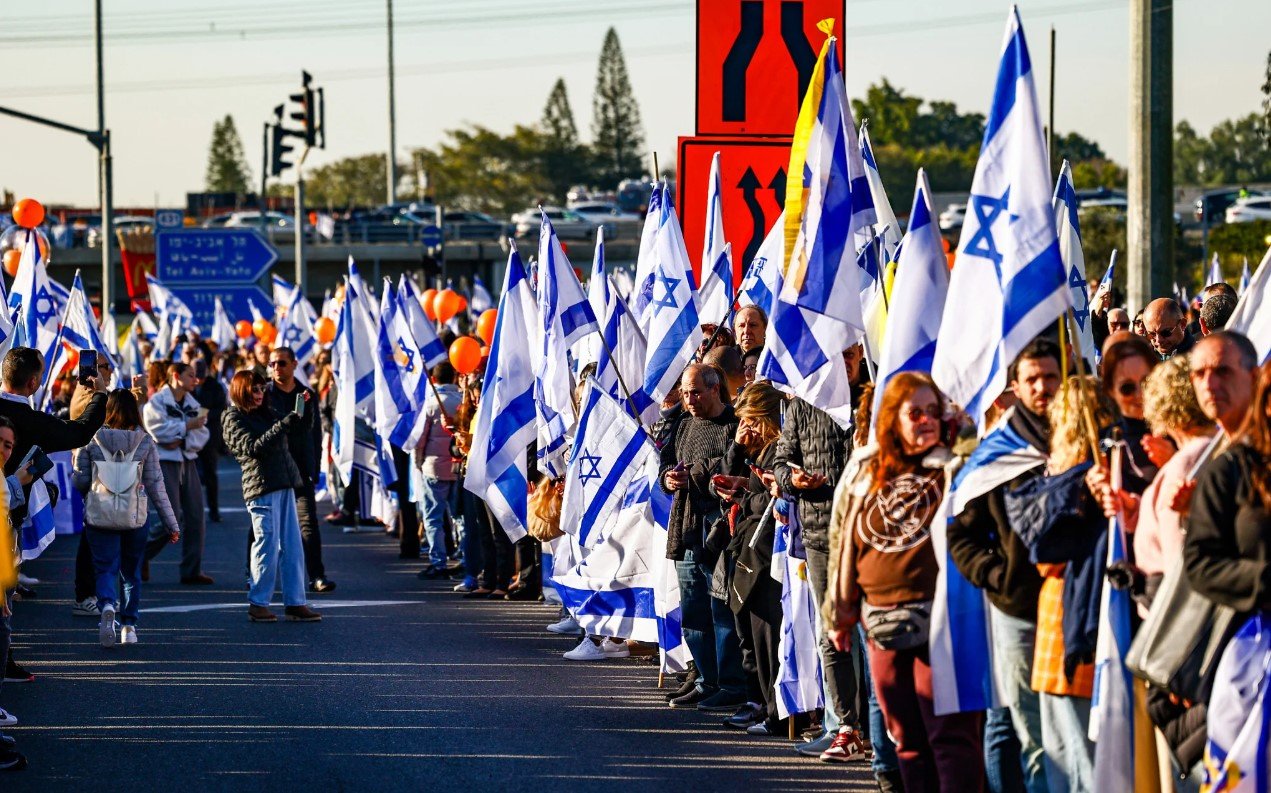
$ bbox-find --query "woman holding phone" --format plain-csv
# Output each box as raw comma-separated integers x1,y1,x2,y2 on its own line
221,370,321,623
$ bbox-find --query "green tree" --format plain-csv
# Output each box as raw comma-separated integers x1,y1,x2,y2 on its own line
540,78,591,202
414,124,552,217
851,79,922,147
205,115,252,195
1070,159,1127,190
911,100,983,151
591,28,645,187
301,153,390,208
1173,121,1207,184
1054,132,1106,163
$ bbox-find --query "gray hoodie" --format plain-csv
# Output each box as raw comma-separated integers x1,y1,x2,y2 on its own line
72,428,180,534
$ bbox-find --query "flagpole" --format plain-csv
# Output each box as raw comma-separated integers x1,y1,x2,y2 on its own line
593,323,644,424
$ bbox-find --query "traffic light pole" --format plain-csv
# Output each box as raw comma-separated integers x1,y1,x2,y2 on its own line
260,122,269,233
295,162,306,298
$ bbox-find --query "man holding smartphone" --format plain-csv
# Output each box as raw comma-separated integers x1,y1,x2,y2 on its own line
264,347,334,593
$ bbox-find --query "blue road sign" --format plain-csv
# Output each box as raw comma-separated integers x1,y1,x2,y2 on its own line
155,229,278,284
153,209,185,231
170,284,272,332
420,225,443,247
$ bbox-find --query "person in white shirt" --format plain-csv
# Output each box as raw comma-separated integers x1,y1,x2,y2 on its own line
142,362,212,584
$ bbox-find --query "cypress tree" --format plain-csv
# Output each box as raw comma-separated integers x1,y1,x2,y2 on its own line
205,115,252,195
591,28,645,187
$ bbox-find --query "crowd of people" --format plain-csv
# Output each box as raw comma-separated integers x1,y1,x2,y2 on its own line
0,272,1266,793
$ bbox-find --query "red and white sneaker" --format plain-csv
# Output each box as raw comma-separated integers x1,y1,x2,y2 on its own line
819,726,869,763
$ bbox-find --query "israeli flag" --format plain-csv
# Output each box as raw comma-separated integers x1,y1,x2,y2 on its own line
643,455,690,673
397,275,448,370
346,256,381,333
464,249,539,542
471,275,494,315
372,282,418,454
1239,256,1252,296
555,470,663,643
630,185,664,324
1054,160,1096,365
582,227,611,369
929,411,1046,715
119,318,146,382
738,211,785,318
1208,252,1224,287
758,29,872,428
932,9,1069,430
9,230,63,368
1089,452,1139,790
773,501,824,719
1226,245,1271,364
535,211,599,477
211,297,236,352
872,170,950,433
596,273,659,428
333,279,378,482
44,273,117,407
99,308,120,363
145,275,194,323
135,312,159,342
1093,250,1116,309
1203,613,1271,792
18,476,56,561
561,380,654,548
390,280,436,449
698,152,735,323
860,124,902,260
642,185,703,403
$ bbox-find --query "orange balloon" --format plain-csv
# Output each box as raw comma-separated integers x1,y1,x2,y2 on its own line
314,316,336,345
454,293,468,314
421,288,439,321
434,289,463,324
235,320,253,339
476,309,498,346
12,198,45,229
480,344,489,358
449,336,482,375
308,211,318,226
64,346,79,369
2,249,19,278
252,318,275,340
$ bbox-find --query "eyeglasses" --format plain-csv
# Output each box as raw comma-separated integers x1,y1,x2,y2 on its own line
905,405,941,423
1144,323,1180,341
250,385,265,393
1116,381,1140,397
268,360,291,367
1108,321,1129,330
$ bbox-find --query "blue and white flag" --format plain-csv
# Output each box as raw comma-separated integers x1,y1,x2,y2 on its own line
397,275,448,371
333,279,378,482
1208,252,1224,287
346,256,380,334
275,286,318,367
44,272,117,407
535,211,599,477
145,275,194,324
630,185,664,324
698,152,735,323
372,282,417,459
643,457,689,673
860,124,902,261
99,308,120,368
596,274,659,428
1226,245,1271,364
561,380,654,548
872,170,949,433
738,212,785,318
1054,160,1096,365
464,249,539,542
773,501,823,719
930,410,1046,715
1203,613,1271,793
211,297,236,352
119,317,146,382
471,275,494,316
9,230,63,367
1089,452,1140,791
642,185,703,403
932,9,1069,429
1239,257,1252,296
1093,250,1117,308
757,31,869,429
18,476,56,561
555,466,662,642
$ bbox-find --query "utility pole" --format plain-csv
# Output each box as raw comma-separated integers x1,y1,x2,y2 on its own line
1048,26,1056,177
386,0,398,206
295,164,306,295
260,121,269,233
1127,0,1173,314
96,0,114,313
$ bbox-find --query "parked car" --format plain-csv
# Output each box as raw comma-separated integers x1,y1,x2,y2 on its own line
938,203,966,231
202,213,236,228
1194,188,1262,225
87,215,153,247
441,210,505,241
1225,195,1271,224
512,206,606,240
1075,187,1125,204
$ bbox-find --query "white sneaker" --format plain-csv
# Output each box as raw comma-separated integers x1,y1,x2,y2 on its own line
546,616,582,635
563,638,609,661
0,707,16,727
99,605,117,648
119,626,138,645
600,637,630,658
341,526,362,535
72,598,100,618
16,573,38,586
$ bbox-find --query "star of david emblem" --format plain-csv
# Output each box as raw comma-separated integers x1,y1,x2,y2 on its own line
1069,265,1091,331
652,268,680,315
283,324,302,343
964,188,1011,273
576,450,603,485
32,284,57,325
394,337,416,372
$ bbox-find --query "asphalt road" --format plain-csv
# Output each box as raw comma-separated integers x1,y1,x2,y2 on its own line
5,461,872,791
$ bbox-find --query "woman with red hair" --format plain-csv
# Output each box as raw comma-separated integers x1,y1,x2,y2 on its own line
824,372,984,792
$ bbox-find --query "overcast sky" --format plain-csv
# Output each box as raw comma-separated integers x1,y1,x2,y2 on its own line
2,0,1267,208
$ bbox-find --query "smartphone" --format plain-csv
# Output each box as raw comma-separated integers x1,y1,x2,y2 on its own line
710,474,732,487
19,446,53,480
786,462,804,472
78,349,98,386
293,393,306,415
672,460,686,473
196,407,209,420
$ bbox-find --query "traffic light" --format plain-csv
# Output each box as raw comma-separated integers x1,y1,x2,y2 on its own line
270,122,294,177
289,70,319,148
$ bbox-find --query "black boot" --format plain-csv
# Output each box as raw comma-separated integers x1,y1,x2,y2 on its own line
875,769,904,793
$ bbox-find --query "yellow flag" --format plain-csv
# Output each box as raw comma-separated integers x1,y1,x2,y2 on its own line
781,18,836,285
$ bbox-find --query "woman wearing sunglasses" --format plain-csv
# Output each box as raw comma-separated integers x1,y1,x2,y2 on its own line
222,370,321,623
1098,333,1164,492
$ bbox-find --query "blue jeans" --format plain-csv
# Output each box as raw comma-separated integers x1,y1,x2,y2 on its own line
247,489,307,608
985,707,1026,793
1039,693,1094,793
674,550,746,695
421,478,455,570
990,607,1053,793
459,488,485,587
858,624,900,773
86,525,148,625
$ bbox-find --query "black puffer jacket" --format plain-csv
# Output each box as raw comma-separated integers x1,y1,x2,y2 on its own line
773,398,853,552
221,406,303,501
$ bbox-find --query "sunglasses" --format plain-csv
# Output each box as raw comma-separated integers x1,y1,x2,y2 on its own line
1117,381,1140,397
1144,323,1180,341
268,360,292,367
250,385,265,393
1108,321,1129,330
905,405,941,423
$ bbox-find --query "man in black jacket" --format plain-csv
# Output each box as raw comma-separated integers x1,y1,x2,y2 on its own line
265,347,334,593
0,347,107,478
947,338,1060,793
192,359,227,522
